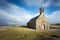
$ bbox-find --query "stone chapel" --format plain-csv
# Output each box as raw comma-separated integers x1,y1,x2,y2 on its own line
27,7,50,30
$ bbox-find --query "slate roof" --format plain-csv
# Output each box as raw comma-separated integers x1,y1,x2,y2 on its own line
28,15,40,23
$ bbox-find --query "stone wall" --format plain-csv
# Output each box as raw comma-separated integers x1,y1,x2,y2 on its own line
36,13,50,30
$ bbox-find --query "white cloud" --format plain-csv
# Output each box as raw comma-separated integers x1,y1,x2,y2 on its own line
20,0,52,8
45,0,60,7
46,10,60,23
21,0,60,8
42,0,51,8
22,0,44,7
0,9,23,22
0,4,39,25
7,22,15,25
0,3,60,25
9,4,33,22
0,0,60,26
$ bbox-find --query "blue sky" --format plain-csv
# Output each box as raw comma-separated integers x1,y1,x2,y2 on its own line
0,0,60,26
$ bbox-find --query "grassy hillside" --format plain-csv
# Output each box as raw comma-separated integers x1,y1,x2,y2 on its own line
0,26,60,40
50,24,60,29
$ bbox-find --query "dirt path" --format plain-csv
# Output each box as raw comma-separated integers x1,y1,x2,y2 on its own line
51,37,60,40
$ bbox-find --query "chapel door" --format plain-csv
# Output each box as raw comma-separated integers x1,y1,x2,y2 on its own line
42,24,45,30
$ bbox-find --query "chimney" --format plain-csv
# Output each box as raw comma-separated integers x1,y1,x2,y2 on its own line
40,6,44,15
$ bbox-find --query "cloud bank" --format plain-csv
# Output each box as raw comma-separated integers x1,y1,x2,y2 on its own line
46,10,60,23
0,3,39,26
0,0,60,26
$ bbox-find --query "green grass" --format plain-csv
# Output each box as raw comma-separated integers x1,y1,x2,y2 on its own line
0,26,60,40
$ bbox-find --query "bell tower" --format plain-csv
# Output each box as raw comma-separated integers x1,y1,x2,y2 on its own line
40,6,44,15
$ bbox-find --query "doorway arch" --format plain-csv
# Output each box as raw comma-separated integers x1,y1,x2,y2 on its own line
41,24,45,30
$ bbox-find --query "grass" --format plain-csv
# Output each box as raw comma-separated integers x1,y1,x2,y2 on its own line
0,26,60,40
50,24,60,29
